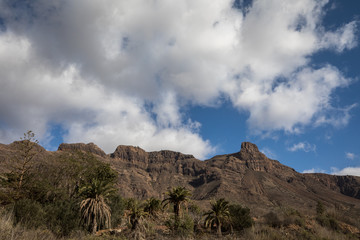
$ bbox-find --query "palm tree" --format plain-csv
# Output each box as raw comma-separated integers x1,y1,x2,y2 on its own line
162,186,191,223
79,178,115,234
127,199,148,231
204,198,231,236
144,197,162,217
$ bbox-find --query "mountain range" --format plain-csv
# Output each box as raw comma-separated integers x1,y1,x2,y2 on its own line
1,141,360,218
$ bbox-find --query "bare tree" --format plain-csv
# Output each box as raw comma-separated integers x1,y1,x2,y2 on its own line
3,131,41,201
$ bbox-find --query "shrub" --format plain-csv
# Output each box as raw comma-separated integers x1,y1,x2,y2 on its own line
294,217,305,227
109,193,126,228
264,211,282,228
44,199,81,236
165,214,194,237
316,215,340,231
316,201,325,216
14,198,46,229
229,204,253,231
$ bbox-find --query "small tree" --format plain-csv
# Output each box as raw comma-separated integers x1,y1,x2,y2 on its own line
162,187,191,225
79,178,115,234
203,198,231,236
144,197,162,217
316,201,325,216
229,204,253,231
2,131,41,201
127,199,148,231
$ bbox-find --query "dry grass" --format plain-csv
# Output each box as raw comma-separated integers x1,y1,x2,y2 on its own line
1,205,359,240
0,209,58,240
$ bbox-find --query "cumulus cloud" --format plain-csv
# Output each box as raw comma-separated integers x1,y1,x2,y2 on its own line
0,0,357,157
0,32,213,158
302,168,326,174
331,167,360,177
288,142,316,152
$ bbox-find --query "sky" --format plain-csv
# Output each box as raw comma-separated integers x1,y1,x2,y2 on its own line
0,0,359,176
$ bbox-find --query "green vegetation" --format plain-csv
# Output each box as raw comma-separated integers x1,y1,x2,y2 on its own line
229,203,254,231
162,186,191,225
204,198,231,236
315,201,340,232
1,131,41,202
79,178,115,234
0,132,124,237
126,199,148,231
144,197,162,217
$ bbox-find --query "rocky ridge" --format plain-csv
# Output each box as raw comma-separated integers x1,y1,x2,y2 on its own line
1,140,359,217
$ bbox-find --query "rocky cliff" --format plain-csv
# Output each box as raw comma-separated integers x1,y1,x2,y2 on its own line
1,140,359,217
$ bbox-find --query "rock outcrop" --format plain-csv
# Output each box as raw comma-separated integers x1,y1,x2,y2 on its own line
58,143,106,157
111,145,148,162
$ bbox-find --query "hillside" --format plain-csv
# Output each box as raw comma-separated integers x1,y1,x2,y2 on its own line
2,141,359,216
1,140,360,239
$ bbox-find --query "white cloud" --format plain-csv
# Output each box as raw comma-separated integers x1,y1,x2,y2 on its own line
260,147,277,159
345,152,356,160
235,66,350,132
314,104,357,128
302,168,316,174
302,168,326,174
288,142,316,152
303,166,360,176
320,21,358,52
331,167,360,177
0,0,357,157
0,33,213,158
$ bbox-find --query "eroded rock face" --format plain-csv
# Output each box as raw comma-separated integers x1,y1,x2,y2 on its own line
148,150,195,163
208,142,273,172
58,143,106,157
111,145,148,162
110,145,195,164
236,142,273,172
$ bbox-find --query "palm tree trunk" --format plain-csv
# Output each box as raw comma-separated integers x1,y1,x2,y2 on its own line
217,221,222,236
131,219,139,230
174,203,180,230
92,218,98,234
174,204,180,219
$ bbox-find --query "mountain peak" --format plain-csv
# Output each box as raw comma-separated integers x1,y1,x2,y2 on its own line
225,141,272,172
110,145,148,163
238,142,267,160
240,142,260,154
57,142,106,157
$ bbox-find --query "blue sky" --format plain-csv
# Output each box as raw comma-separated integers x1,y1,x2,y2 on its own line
0,0,359,176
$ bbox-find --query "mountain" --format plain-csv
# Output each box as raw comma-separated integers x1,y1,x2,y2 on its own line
1,141,360,217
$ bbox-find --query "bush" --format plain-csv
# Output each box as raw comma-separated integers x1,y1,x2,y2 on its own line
14,198,46,229
264,211,282,228
294,217,305,227
109,194,126,228
316,201,325,216
316,215,340,231
315,201,340,232
44,199,81,236
229,204,253,231
165,214,194,237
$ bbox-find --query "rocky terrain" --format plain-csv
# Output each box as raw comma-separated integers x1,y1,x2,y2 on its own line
1,141,360,217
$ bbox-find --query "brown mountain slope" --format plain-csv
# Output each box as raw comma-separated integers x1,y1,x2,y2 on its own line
1,141,360,217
